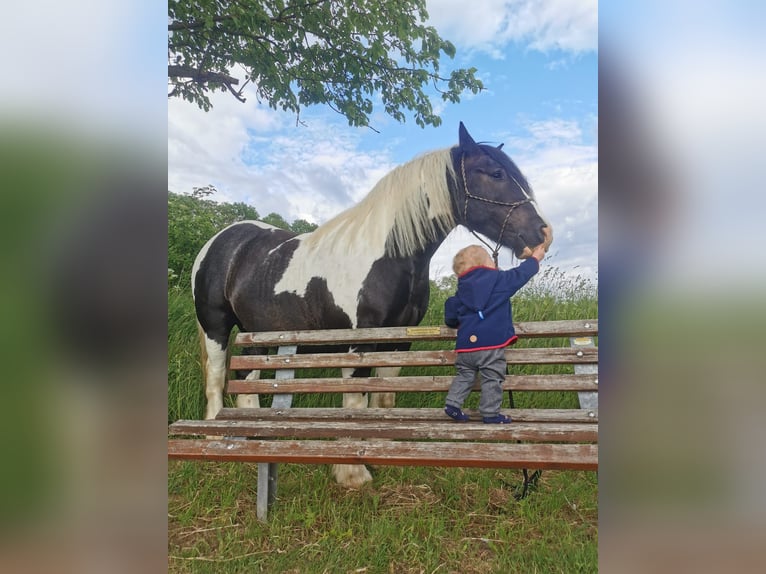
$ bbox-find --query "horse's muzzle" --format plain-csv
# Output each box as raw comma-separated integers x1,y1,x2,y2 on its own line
541,225,553,251
518,225,553,259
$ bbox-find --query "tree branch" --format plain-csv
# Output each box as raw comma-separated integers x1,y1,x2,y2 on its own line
168,65,239,86
168,65,246,103
168,16,233,32
167,1,330,33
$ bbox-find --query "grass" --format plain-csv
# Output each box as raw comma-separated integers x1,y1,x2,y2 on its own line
169,463,597,573
168,269,598,572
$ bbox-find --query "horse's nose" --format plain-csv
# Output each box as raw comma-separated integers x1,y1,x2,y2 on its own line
541,224,553,251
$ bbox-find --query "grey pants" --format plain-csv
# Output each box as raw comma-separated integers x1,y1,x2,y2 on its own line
445,348,507,418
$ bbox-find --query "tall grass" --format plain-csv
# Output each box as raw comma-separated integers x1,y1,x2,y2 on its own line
168,268,597,572
168,290,207,423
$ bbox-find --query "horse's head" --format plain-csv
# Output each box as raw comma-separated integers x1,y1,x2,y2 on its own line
452,122,553,259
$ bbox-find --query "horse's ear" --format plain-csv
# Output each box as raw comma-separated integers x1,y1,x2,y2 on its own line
458,122,481,154
497,143,504,150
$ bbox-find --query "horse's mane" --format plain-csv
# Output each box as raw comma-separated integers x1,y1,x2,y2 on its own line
304,148,456,257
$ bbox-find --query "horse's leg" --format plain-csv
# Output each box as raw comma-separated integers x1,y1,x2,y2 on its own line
369,366,399,408
235,375,261,408
198,325,229,420
331,367,374,488
235,346,265,409
369,342,409,408
368,368,398,471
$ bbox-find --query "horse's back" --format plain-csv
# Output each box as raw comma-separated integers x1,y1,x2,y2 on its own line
192,222,301,334
192,222,295,295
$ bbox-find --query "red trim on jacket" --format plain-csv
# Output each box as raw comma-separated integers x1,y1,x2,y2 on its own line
454,335,518,353
457,265,496,278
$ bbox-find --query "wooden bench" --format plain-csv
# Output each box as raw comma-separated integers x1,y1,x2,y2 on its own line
168,319,598,521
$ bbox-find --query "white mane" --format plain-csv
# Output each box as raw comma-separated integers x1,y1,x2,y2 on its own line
304,148,456,257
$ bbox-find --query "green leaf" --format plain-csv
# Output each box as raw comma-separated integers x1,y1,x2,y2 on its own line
168,0,484,127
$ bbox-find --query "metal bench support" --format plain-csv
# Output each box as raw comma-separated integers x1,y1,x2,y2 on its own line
570,330,598,410
256,345,296,522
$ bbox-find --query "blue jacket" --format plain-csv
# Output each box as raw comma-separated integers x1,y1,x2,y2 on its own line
444,257,539,352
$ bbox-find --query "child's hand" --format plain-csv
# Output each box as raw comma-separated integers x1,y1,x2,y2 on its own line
531,245,546,262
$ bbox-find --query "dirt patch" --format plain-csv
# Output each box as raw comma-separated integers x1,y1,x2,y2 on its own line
376,483,440,512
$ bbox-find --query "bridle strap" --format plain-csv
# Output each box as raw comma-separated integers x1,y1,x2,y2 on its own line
460,154,532,266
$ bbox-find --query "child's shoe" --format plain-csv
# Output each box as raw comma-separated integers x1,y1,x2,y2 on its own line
482,414,512,424
444,405,470,422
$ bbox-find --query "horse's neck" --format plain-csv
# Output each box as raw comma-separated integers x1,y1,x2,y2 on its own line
306,151,457,260
401,221,454,271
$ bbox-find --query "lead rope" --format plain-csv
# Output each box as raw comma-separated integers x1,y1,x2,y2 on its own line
460,154,531,267
507,387,543,500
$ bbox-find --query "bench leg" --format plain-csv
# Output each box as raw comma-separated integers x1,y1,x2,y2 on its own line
571,336,598,409
256,463,277,521
255,346,296,521
256,391,294,521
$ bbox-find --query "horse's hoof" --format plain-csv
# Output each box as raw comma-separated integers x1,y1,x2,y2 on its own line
333,464,373,488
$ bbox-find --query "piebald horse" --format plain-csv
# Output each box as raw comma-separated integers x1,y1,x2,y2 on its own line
192,123,552,487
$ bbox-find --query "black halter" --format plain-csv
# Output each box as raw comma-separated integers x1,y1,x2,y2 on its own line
461,154,532,266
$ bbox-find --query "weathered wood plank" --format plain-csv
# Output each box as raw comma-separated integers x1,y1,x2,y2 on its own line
229,346,598,371
214,407,599,424
514,320,597,338
226,373,599,395
234,320,598,347
168,439,598,471
169,419,598,443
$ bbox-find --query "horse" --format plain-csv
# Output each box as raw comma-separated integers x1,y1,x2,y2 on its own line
191,122,553,487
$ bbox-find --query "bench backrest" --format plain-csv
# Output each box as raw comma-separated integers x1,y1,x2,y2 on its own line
225,319,598,398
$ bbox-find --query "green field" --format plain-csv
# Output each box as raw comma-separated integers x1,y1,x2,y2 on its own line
168,270,598,573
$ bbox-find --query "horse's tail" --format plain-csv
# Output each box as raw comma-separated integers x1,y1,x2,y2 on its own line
196,321,208,384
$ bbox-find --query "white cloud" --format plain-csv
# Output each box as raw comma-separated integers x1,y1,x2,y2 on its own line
168,83,398,224
524,118,583,143
426,0,597,57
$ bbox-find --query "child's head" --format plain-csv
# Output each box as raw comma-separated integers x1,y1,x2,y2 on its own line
452,245,494,276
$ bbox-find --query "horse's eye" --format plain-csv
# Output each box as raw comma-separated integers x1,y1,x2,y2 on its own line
491,170,503,179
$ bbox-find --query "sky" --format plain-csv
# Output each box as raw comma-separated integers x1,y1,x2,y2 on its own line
168,0,598,283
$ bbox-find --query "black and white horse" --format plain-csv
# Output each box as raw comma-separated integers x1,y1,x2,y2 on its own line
192,122,552,487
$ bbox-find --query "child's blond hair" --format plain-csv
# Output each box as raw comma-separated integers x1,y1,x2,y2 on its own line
452,245,494,276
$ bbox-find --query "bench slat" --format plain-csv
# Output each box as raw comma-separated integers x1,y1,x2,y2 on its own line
168,438,598,470
234,320,598,347
214,407,599,424
229,346,598,371
226,373,598,395
169,419,598,443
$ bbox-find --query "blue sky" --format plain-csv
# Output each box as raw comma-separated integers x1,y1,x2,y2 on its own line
168,0,598,283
